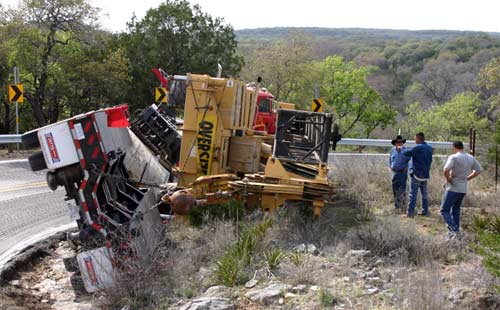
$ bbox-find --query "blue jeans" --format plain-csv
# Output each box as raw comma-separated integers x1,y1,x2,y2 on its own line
392,171,407,209
408,176,429,215
440,190,465,232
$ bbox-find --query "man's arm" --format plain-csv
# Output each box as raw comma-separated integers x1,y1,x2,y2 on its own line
443,156,454,183
467,171,481,181
444,167,453,183
402,147,413,157
467,158,482,181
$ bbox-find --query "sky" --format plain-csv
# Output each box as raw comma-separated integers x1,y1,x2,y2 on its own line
2,0,500,33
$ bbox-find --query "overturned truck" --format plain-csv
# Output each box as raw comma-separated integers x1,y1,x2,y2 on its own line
22,74,339,292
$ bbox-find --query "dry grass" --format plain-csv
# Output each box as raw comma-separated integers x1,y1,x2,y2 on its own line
394,267,447,310
98,220,237,309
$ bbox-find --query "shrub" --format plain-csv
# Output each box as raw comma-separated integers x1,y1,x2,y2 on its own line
263,248,286,270
472,214,500,292
343,216,448,265
189,199,244,227
215,218,273,286
318,287,338,308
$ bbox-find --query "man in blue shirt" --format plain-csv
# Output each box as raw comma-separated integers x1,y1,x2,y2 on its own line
403,132,433,217
389,135,410,210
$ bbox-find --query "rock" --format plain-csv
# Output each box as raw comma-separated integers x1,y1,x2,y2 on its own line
245,282,291,305
309,285,320,292
291,285,307,293
10,280,20,287
372,259,384,267
342,276,350,282
278,297,284,305
365,287,379,295
306,244,319,255
292,244,306,252
179,297,234,310
352,269,366,279
285,292,297,299
244,279,258,289
347,250,370,257
366,277,381,284
204,286,230,298
365,269,380,278
120,306,131,310
448,287,471,303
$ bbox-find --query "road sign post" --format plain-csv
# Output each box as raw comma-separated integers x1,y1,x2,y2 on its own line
12,67,21,149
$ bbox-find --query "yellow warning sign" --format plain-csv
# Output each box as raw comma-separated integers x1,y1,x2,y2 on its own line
9,84,23,103
311,98,323,112
155,87,168,103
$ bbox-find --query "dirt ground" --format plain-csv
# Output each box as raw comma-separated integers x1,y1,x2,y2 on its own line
0,149,35,160
0,242,96,310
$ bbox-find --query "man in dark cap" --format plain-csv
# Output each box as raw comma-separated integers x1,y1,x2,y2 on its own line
389,135,410,211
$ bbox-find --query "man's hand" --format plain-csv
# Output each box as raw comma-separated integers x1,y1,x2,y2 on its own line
467,171,480,181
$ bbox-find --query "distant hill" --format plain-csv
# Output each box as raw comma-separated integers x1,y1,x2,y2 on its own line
236,27,500,42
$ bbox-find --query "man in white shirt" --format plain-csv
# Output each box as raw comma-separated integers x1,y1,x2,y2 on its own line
441,141,482,240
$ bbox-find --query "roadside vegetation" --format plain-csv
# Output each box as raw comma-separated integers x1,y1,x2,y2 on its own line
90,161,500,309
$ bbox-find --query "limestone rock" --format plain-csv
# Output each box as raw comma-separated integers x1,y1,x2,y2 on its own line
244,282,291,305
179,297,234,310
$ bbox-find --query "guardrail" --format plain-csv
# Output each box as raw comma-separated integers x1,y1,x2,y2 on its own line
337,138,466,150
0,134,21,144
0,134,461,149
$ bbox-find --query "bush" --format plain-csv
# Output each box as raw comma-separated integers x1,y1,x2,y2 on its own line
344,216,448,265
318,287,338,308
189,199,244,227
263,248,286,270
472,214,500,292
215,218,273,286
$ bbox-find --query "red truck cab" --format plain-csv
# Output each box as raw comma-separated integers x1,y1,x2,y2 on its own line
252,88,276,134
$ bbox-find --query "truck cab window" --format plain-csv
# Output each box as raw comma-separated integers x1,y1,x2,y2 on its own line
258,98,271,113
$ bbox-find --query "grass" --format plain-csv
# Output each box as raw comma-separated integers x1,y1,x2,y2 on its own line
318,287,338,308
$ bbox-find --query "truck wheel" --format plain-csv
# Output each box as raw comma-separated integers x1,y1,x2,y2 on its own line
21,130,40,148
28,152,47,171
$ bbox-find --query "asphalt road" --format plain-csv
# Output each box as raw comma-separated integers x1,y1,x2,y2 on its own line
0,159,72,268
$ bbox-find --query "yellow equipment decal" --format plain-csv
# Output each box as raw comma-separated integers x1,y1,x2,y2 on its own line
197,113,217,175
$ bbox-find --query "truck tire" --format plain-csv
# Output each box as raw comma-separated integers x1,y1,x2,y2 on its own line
28,152,47,171
63,256,79,272
21,130,40,148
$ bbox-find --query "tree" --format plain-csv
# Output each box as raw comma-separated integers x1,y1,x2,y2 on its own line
240,32,313,103
11,0,99,126
403,92,490,142
478,56,500,112
319,56,396,137
121,0,243,111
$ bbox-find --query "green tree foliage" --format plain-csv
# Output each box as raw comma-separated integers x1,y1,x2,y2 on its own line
403,92,490,141
121,0,243,111
319,56,396,137
13,0,100,126
478,56,500,111
240,32,312,102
